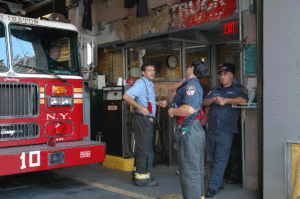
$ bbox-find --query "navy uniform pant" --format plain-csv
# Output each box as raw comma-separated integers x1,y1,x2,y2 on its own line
225,132,242,182
177,120,205,199
132,113,154,184
206,131,234,191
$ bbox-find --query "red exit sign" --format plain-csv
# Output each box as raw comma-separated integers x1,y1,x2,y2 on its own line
221,20,239,36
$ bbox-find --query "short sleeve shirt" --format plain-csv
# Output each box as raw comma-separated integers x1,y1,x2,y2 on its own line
172,78,203,126
233,78,244,90
200,82,211,108
125,77,156,117
204,83,248,134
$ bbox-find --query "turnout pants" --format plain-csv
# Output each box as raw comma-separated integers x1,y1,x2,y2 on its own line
132,113,155,185
177,120,206,199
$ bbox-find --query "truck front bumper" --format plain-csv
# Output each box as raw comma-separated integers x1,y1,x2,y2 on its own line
0,140,106,176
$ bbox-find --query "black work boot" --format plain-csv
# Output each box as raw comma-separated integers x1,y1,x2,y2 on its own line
131,168,136,183
134,178,159,187
146,178,159,186
134,174,159,187
205,188,217,197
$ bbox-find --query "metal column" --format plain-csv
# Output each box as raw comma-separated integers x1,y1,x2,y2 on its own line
238,0,246,190
257,0,264,198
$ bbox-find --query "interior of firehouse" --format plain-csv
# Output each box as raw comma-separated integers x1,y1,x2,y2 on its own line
91,10,258,193
0,0,260,197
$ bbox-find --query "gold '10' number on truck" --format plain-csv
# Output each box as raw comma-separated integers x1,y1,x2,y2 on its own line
20,151,41,169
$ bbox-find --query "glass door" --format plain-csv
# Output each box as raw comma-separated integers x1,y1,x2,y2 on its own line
126,41,182,81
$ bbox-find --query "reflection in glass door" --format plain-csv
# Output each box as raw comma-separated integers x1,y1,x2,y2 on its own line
126,41,182,80
185,43,210,86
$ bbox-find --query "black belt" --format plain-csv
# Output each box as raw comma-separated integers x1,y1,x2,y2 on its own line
134,112,154,119
175,118,198,130
133,112,160,130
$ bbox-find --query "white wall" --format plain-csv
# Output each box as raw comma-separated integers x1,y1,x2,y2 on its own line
264,0,300,198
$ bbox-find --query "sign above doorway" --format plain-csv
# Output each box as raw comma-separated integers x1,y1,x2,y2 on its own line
221,20,239,36
170,0,237,29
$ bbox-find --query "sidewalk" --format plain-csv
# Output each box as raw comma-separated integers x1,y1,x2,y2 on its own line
54,163,257,199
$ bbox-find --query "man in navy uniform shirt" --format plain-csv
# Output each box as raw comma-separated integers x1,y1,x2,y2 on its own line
168,60,209,199
203,63,248,197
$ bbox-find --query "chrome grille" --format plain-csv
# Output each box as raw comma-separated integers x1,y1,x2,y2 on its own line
0,83,39,118
0,123,40,141
48,152,65,166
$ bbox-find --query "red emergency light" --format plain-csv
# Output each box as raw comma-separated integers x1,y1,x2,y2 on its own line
221,20,239,36
55,123,66,135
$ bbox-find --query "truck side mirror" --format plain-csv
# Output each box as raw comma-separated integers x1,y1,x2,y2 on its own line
84,40,100,90
87,40,97,70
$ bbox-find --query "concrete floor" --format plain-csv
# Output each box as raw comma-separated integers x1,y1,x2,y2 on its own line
0,163,258,199
54,163,258,199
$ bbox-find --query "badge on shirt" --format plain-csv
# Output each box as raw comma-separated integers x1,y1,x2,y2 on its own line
186,86,196,96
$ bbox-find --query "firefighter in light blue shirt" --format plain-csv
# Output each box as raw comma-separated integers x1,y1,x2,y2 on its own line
123,62,167,187
125,76,156,118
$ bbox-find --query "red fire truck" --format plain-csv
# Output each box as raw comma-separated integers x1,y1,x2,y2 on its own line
0,13,106,176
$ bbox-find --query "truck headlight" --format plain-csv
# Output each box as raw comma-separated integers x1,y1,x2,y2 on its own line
49,97,73,106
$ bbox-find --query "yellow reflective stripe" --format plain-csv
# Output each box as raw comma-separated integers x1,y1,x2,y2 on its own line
40,87,44,93
135,173,150,179
74,99,83,104
72,176,155,199
200,196,205,199
132,166,136,171
74,88,82,93
40,99,45,104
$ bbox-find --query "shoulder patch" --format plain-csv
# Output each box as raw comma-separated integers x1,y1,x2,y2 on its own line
186,86,196,96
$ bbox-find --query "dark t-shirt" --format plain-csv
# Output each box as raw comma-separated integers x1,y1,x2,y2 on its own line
47,55,71,74
200,82,211,109
47,56,59,71
200,82,210,98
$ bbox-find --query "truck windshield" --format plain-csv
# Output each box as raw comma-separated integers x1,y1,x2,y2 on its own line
0,22,8,72
10,24,80,76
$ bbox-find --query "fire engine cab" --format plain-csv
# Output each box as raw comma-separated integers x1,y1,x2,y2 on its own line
0,13,106,176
